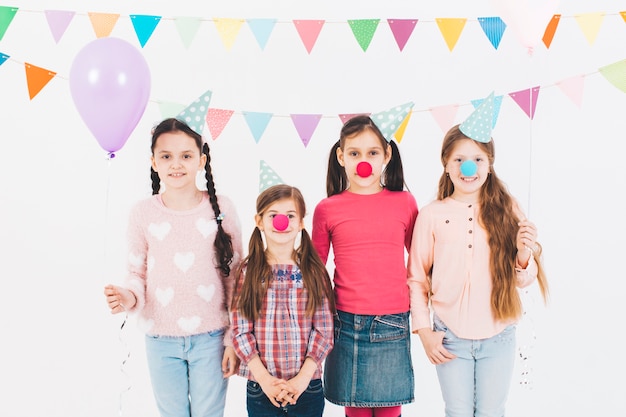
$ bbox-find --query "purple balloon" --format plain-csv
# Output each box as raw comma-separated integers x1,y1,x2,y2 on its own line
70,37,151,154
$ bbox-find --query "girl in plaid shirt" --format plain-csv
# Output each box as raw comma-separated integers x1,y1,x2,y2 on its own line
231,184,335,417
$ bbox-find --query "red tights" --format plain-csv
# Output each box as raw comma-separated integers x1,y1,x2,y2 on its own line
345,406,401,417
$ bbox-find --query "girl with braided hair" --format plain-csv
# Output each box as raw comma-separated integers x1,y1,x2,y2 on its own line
104,117,243,417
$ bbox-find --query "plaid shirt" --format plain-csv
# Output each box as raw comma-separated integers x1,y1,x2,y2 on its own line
231,264,334,381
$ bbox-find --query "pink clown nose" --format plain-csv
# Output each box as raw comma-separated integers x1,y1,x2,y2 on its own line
272,214,289,231
356,161,373,178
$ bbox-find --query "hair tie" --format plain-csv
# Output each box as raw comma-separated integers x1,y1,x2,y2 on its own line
216,213,225,224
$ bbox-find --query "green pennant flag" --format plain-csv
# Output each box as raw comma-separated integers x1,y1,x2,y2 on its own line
599,59,626,94
174,16,202,48
348,19,380,52
0,6,18,41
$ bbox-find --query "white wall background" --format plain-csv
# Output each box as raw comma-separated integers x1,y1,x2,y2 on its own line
1,1,625,416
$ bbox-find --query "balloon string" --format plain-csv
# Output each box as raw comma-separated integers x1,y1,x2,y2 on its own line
527,90,534,218
118,310,132,416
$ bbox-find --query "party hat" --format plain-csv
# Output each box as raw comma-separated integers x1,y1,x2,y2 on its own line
176,89,212,135
259,160,284,192
459,91,494,143
370,102,414,142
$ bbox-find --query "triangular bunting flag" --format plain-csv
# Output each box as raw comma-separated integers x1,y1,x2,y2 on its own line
290,114,322,147
0,6,17,41
509,87,540,120
176,89,212,135
430,104,459,133
574,12,605,46
88,12,120,38
174,16,202,48
556,75,585,107
371,102,414,142
470,94,503,128
25,63,56,100
460,92,495,143
293,20,325,54
247,18,277,50
338,113,370,124
158,101,186,119
259,160,284,192
0,52,9,66
478,16,506,50
206,108,234,140
387,19,418,51
394,110,412,144
621,11,626,23
542,14,561,48
130,14,162,48
435,18,467,51
599,59,626,94
44,10,75,44
348,19,380,52
243,111,273,143
214,18,244,51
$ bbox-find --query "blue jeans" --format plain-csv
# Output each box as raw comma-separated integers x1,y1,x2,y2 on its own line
145,329,228,417
246,379,325,417
433,314,516,417
324,310,414,407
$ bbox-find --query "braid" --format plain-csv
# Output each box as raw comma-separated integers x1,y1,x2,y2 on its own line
203,143,234,277
150,167,161,195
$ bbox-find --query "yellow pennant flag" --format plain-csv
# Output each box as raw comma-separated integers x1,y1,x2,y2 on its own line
25,63,56,100
213,18,244,50
394,111,412,144
88,12,120,38
436,18,467,51
574,12,605,46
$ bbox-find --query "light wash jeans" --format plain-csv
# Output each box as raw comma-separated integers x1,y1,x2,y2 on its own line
433,314,516,417
145,329,228,417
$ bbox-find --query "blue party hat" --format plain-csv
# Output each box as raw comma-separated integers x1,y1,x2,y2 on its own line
370,102,414,142
176,89,212,135
459,91,494,143
259,160,284,192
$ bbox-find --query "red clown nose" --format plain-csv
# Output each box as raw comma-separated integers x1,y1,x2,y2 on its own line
272,214,289,231
356,161,373,178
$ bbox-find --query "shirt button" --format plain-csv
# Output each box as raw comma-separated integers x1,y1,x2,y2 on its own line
445,220,450,223
468,244,472,248
469,217,473,221
468,230,473,234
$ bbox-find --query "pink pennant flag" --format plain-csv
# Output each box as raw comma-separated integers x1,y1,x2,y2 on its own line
293,20,325,54
430,104,459,133
338,113,370,124
205,108,234,140
556,75,585,107
290,114,322,147
387,19,418,51
44,10,75,43
509,86,540,120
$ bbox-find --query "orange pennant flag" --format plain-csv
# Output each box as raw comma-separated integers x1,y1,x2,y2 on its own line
435,18,467,51
25,62,56,100
88,12,120,38
621,11,626,23
542,14,561,48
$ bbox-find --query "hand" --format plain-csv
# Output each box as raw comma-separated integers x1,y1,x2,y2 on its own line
418,328,456,365
257,375,294,408
516,219,538,267
221,346,240,378
103,285,136,314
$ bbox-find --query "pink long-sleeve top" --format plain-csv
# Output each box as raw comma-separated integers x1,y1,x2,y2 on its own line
124,193,242,343
407,197,537,340
312,189,418,315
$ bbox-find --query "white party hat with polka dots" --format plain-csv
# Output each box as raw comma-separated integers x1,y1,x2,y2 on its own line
370,102,414,142
176,89,213,136
459,91,495,143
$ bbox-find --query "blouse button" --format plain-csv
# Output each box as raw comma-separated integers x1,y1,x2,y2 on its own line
469,217,473,221
468,244,473,248
468,204,472,208
445,220,450,223
468,230,473,234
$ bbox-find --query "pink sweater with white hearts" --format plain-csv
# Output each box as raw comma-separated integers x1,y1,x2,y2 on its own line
124,193,242,344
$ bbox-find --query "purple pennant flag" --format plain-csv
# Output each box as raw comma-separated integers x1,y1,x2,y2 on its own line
387,19,418,51
509,87,541,120
44,10,75,43
290,114,322,147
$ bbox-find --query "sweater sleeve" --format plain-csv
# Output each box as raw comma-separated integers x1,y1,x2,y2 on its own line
124,202,147,313
311,200,331,265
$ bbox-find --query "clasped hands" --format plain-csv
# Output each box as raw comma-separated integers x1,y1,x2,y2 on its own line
259,374,308,408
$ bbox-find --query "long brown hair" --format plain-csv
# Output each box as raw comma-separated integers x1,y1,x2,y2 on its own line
233,185,335,321
438,124,549,321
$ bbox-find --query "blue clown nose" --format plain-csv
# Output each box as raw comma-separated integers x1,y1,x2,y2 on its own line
460,160,477,176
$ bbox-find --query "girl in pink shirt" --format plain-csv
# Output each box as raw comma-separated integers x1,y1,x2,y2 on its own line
312,115,418,417
407,124,549,417
103,118,243,417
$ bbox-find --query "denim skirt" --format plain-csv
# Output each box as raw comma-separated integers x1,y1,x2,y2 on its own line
323,310,414,407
